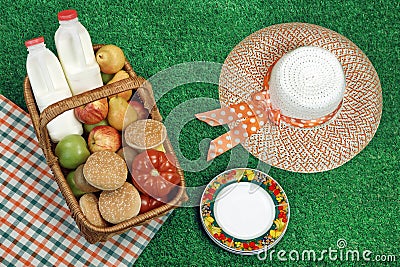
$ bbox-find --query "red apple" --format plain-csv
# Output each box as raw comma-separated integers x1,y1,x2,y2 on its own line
74,98,109,125
129,100,149,120
88,125,121,153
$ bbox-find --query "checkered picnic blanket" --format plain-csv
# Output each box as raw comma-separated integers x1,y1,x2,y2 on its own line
0,94,170,267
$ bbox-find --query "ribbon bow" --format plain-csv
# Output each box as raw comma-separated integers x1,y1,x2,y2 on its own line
195,90,280,161
195,62,280,161
196,61,342,161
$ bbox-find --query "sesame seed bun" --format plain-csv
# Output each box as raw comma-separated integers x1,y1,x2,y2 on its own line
74,164,101,193
98,182,141,224
79,193,108,227
124,119,167,150
83,151,127,191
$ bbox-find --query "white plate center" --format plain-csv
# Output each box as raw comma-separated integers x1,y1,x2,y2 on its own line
213,182,275,240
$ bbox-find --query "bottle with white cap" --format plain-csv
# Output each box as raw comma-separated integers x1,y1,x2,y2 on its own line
55,9,103,95
25,36,83,142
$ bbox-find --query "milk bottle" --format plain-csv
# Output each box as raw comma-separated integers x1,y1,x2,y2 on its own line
25,37,83,142
55,9,103,95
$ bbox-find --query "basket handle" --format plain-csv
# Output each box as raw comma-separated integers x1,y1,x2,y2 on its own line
37,76,159,164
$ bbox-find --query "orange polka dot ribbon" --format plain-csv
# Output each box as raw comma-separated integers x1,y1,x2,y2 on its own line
196,62,342,161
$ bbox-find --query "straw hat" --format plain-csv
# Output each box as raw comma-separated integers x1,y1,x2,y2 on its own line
196,23,382,173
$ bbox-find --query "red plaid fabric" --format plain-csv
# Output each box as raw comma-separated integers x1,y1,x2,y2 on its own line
0,95,170,266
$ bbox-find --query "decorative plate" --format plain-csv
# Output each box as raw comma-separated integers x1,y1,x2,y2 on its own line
200,168,290,255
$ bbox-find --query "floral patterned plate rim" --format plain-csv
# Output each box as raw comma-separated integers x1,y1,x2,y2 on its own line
200,168,290,255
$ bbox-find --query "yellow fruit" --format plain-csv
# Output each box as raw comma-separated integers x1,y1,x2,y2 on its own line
107,70,129,84
154,143,166,152
107,96,138,131
107,70,132,100
96,44,125,74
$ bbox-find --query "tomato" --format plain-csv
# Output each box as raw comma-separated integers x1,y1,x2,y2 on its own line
139,194,163,214
131,149,181,200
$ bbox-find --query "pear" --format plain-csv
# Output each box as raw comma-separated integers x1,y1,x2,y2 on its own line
101,72,114,84
96,44,125,74
107,70,129,84
107,96,138,131
107,70,132,100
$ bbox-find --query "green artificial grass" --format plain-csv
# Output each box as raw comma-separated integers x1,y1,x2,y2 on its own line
1,0,399,266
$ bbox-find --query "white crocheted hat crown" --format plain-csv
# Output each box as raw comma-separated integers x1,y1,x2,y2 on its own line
268,46,346,120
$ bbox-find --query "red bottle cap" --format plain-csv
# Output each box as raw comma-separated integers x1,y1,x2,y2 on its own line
25,37,45,48
58,9,78,21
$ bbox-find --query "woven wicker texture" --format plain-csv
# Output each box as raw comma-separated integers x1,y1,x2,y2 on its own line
219,23,382,173
23,44,187,243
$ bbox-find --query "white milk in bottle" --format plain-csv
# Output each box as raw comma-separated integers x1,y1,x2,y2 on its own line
55,9,103,95
25,37,83,142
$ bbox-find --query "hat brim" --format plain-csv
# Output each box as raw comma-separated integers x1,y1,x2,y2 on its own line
219,23,382,173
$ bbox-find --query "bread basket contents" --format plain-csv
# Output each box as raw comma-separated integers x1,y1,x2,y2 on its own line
87,125,121,153
64,141,180,226
107,96,138,131
83,151,127,191
139,194,164,214
79,193,108,227
24,9,185,239
124,119,167,150
130,149,181,201
74,98,109,125
98,182,141,224
96,44,126,75
116,146,139,166
52,56,180,226
55,134,90,169
73,164,100,194
66,170,86,198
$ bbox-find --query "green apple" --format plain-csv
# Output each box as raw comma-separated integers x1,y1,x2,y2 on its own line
66,171,85,197
101,72,114,84
55,134,90,169
83,119,109,133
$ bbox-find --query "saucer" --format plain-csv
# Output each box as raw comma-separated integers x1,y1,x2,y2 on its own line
200,168,290,255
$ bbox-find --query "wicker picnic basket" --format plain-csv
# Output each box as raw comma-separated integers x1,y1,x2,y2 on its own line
23,44,188,243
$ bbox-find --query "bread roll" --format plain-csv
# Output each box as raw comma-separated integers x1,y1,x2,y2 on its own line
79,193,108,227
83,151,127,190
98,182,141,224
124,119,166,150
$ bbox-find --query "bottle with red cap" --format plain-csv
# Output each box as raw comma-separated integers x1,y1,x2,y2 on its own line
25,36,83,142
55,9,103,95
